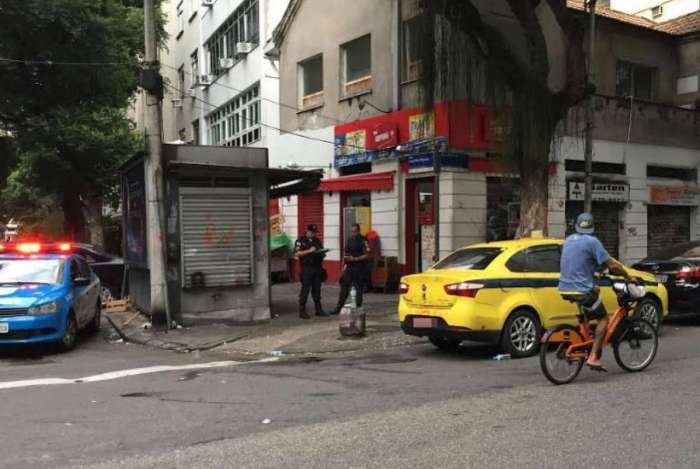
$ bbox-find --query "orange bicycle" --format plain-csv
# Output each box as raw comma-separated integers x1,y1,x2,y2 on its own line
540,279,658,385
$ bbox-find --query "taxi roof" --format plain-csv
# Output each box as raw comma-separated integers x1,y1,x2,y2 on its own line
464,237,564,250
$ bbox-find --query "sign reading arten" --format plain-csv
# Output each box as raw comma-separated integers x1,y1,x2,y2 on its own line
567,181,629,202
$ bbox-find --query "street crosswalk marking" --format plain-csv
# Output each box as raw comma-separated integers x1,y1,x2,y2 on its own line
0,358,278,391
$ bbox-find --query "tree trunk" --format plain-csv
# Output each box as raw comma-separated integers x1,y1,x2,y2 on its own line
62,186,87,242
516,160,550,238
85,196,105,248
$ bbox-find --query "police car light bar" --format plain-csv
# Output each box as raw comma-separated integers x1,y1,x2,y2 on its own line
1,242,74,255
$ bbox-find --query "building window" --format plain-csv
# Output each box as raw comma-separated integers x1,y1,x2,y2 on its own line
299,55,323,109
190,49,199,85
341,34,372,97
178,66,185,98
176,1,184,38
192,119,200,145
189,0,198,21
205,0,259,76
647,165,698,181
206,83,261,146
402,17,423,82
616,61,656,100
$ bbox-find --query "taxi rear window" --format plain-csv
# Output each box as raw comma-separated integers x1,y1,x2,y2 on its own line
432,248,503,270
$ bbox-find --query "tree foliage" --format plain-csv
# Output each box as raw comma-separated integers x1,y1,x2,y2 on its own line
0,0,158,244
419,0,589,236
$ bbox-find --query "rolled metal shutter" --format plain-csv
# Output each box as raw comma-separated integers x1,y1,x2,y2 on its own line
180,187,253,288
566,201,620,258
647,205,690,258
298,192,324,241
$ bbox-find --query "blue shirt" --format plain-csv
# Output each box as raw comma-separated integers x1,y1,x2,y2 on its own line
559,234,612,293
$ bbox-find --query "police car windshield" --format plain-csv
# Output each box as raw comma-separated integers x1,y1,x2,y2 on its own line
432,248,503,270
0,259,63,285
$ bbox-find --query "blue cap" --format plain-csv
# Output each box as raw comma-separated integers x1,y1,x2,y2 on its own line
575,213,594,234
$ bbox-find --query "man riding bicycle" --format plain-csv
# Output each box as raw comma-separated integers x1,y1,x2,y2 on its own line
559,213,637,371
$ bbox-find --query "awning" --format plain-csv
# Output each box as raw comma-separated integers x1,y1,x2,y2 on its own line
318,171,394,192
166,161,322,198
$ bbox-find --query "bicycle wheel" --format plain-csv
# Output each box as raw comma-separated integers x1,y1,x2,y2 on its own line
613,318,658,372
540,325,585,385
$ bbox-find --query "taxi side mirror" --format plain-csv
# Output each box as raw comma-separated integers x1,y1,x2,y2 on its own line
73,276,90,287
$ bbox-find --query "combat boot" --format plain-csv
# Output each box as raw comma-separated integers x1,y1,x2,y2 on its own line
315,302,329,317
299,303,311,319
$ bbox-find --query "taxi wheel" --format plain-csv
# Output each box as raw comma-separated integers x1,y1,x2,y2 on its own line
87,300,101,334
501,309,542,358
429,336,462,352
634,298,662,333
59,312,78,352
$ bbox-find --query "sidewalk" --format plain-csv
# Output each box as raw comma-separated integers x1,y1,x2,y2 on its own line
106,283,421,359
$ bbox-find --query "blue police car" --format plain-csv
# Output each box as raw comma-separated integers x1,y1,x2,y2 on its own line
0,242,101,350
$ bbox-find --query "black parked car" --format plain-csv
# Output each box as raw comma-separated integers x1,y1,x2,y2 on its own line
71,243,125,303
633,241,700,316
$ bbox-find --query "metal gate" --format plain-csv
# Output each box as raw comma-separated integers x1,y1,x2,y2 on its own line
647,205,690,258
566,201,620,258
298,192,324,241
180,187,253,288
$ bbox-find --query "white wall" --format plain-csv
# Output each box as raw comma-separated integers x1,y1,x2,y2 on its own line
440,171,488,257
267,126,335,169
611,0,699,21
371,160,401,259
550,136,700,264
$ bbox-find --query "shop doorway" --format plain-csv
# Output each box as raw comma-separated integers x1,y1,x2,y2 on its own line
486,177,520,241
647,205,690,257
566,201,621,258
406,178,435,273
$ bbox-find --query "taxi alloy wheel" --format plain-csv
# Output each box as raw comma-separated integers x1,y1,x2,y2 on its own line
502,310,541,358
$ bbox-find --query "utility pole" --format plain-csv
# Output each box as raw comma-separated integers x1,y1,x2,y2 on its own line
143,0,169,327
584,0,597,214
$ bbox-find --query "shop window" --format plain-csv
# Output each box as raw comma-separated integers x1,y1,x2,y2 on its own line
402,16,423,82
346,191,371,208
647,165,697,181
616,61,656,101
341,35,372,97
299,55,324,109
565,160,626,175
338,163,371,176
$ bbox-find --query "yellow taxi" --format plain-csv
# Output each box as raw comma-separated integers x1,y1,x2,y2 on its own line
398,238,668,357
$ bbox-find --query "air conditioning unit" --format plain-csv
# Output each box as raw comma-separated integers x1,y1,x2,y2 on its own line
186,87,196,98
202,0,215,7
235,42,254,58
196,74,213,88
219,57,234,70
652,5,663,19
171,99,183,108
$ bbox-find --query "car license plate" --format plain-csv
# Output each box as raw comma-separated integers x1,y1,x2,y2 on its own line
656,275,668,283
0,323,8,334
413,317,434,328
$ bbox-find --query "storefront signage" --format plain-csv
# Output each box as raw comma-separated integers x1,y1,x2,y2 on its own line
370,123,398,149
649,185,700,206
334,130,373,168
408,153,468,170
567,181,629,202
409,112,435,141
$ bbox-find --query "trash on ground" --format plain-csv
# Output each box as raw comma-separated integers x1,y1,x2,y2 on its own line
261,418,271,424
269,350,284,357
142,322,152,330
493,354,511,361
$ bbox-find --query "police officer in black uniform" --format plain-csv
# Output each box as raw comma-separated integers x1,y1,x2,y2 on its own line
294,224,328,319
332,223,371,314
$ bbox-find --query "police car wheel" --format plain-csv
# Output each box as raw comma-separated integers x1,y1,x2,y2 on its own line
59,313,78,352
87,300,101,334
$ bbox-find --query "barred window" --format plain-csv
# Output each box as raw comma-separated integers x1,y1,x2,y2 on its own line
206,83,261,147
205,0,259,76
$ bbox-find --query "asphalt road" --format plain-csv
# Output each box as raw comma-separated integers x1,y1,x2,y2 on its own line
2,317,700,469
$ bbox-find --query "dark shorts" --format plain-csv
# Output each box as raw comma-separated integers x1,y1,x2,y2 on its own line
561,291,608,321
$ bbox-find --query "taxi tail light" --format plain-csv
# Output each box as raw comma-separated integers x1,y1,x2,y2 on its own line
676,267,700,279
444,282,484,298
399,282,410,294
